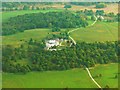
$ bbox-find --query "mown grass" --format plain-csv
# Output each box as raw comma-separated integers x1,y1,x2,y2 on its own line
2,63,118,88
90,63,118,88
2,29,50,47
2,68,97,88
70,22,118,42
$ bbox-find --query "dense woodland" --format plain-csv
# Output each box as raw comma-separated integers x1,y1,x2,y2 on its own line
2,11,88,35
2,40,119,74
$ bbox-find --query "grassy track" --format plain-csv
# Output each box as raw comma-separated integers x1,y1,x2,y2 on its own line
90,63,118,88
2,68,97,88
70,22,118,42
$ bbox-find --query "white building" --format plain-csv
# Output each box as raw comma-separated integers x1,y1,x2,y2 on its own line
97,15,104,20
46,39,59,49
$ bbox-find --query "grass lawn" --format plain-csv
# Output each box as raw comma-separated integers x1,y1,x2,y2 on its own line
2,68,97,88
70,22,118,42
2,9,63,22
2,63,118,88
2,29,50,47
90,63,118,88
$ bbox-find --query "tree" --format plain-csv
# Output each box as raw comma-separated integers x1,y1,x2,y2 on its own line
115,74,118,79
23,5,29,10
29,38,33,45
64,4,72,9
96,3,106,8
96,10,104,16
52,27,61,32
91,15,96,21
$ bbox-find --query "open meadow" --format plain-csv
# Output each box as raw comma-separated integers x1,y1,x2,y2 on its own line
71,22,118,42
2,63,118,88
90,63,118,88
2,29,50,47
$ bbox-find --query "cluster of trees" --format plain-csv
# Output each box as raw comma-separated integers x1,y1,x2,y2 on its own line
96,10,104,16
76,9,94,16
2,2,60,11
70,2,97,6
46,31,69,40
2,40,119,74
104,13,119,22
2,11,88,35
64,4,72,9
51,27,61,32
95,3,107,8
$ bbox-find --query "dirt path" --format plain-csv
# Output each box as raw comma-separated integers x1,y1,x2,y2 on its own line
68,15,97,45
86,68,102,89
67,15,103,88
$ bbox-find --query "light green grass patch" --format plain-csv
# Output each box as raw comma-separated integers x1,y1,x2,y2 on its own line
90,63,118,88
70,22,118,42
2,29,50,47
2,68,97,88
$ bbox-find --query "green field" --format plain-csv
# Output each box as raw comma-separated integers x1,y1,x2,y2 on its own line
2,63,118,88
71,22,118,42
2,9,63,22
3,21,118,47
90,63,118,88
2,29,50,47
2,68,96,88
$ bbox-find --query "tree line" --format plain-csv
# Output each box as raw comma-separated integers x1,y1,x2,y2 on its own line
2,11,88,35
2,40,119,74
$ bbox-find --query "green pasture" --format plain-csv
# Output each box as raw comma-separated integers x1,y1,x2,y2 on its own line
2,68,97,88
90,63,118,88
2,63,118,88
2,29,50,47
70,22,118,42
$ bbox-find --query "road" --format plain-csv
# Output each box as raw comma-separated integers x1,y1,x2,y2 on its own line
86,68,102,89
68,15,97,45
68,15,103,89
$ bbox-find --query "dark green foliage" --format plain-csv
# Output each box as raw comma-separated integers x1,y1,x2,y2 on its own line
2,41,119,74
84,9,94,16
96,3,106,8
52,27,61,32
23,5,29,10
91,15,96,21
2,11,88,35
70,2,97,6
96,10,104,16
64,4,72,9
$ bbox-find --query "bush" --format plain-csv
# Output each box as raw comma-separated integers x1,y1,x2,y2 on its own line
96,3,106,8
64,4,72,9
